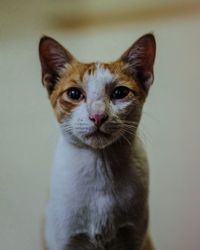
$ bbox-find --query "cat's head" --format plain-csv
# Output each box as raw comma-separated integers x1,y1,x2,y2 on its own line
39,34,156,149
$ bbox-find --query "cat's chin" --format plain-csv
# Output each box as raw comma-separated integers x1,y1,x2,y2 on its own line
73,132,118,149
85,139,114,149
84,132,115,149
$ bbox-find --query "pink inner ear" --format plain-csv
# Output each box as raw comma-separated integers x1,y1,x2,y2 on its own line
141,36,156,68
120,34,156,91
128,34,156,68
39,36,72,73
39,36,74,94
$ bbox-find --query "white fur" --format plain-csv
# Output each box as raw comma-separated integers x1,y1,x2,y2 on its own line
46,136,117,250
45,134,148,250
85,63,115,102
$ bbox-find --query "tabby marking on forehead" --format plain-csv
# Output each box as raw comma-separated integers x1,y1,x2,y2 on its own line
84,63,115,86
85,63,115,101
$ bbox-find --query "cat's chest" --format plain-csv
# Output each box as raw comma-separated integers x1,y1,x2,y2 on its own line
46,138,139,250
49,150,119,238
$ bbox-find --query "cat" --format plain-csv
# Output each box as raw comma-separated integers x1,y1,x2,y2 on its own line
39,33,156,250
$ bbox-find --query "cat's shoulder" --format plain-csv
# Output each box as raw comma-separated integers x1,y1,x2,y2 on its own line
131,135,149,177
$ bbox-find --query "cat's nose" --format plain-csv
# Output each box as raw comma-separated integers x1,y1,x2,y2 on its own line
89,113,108,127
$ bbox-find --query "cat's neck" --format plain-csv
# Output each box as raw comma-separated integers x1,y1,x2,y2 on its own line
55,133,138,178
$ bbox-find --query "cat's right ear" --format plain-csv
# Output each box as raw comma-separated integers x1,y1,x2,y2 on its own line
39,36,74,95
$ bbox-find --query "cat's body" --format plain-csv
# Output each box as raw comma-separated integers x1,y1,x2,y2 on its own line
39,34,156,250
46,135,149,250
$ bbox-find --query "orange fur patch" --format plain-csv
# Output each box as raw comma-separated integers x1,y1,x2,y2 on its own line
49,61,147,123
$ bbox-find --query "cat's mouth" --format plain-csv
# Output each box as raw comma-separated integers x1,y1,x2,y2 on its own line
85,128,111,139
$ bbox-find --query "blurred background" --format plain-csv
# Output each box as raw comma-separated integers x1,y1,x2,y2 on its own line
0,0,200,249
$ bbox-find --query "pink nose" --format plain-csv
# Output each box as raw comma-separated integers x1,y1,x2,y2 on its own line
89,114,108,126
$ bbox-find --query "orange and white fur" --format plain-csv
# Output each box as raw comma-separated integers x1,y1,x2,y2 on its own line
39,34,156,250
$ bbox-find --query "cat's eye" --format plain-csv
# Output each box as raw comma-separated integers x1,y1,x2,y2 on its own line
67,88,84,101
111,86,130,100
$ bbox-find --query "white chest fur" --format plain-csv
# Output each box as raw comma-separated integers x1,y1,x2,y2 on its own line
45,136,123,250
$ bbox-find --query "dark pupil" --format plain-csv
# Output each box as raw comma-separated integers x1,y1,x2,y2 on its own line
68,88,81,100
112,87,129,99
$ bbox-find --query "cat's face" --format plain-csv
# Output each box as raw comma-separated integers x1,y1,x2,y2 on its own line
48,62,145,148
39,34,156,148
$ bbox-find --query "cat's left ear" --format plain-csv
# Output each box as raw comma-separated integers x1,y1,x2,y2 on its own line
39,36,75,95
120,33,156,92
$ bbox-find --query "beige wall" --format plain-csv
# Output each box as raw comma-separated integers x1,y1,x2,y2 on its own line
0,1,200,249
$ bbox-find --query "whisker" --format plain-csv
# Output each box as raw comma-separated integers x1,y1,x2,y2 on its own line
120,128,136,138
119,132,132,146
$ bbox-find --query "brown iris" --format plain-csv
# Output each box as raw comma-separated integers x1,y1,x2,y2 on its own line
111,86,130,100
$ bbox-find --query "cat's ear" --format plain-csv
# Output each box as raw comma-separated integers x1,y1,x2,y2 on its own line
120,33,156,92
39,36,74,94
